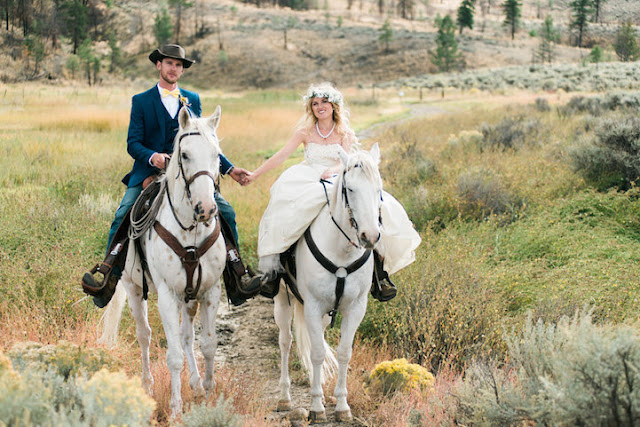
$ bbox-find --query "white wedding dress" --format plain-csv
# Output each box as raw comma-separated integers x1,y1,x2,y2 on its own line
258,142,421,275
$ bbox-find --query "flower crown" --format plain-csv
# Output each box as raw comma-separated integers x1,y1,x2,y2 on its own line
304,86,343,107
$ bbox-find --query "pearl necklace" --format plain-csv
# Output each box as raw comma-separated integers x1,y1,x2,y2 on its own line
316,122,336,140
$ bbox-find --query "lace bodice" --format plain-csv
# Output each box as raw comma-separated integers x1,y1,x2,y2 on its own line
304,142,344,167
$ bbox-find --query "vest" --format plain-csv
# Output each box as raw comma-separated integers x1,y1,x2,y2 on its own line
164,109,180,151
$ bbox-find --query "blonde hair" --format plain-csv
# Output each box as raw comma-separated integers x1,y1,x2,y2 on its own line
297,82,356,145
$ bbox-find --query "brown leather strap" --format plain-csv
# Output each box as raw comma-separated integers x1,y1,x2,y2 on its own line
153,217,221,302
186,170,217,186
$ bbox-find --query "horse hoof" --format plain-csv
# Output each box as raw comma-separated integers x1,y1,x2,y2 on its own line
335,409,353,422
308,410,327,423
277,399,293,411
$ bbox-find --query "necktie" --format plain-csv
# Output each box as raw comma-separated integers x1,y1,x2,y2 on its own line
162,88,180,99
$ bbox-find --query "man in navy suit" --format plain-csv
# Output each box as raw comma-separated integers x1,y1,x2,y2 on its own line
83,44,261,307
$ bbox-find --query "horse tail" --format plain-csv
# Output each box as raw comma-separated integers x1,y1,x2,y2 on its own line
97,282,127,347
292,300,338,385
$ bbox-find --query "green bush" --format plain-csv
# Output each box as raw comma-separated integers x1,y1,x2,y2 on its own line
570,115,640,190
456,309,640,426
456,168,523,221
479,116,540,151
360,245,506,371
533,97,551,112
8,341,116,380
0,348,153,427
182,395,242,427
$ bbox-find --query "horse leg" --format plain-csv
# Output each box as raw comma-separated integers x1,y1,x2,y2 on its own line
199,287,220,396
181,300,204,397
305,306,328,422
273,286,293,411
156,284,184,418
122,278,154,393
333,298,367,422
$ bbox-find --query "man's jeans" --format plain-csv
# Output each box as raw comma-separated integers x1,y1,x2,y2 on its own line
106,185,239,255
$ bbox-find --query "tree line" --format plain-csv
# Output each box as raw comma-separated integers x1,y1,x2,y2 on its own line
3,0,639,83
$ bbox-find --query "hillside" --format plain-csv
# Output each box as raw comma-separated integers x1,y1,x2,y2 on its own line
2,0,639,89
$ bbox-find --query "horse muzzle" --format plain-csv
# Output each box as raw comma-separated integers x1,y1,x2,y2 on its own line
194,201,218,223
358,231,381,249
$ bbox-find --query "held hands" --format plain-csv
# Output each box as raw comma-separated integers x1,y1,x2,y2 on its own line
229,167,253,186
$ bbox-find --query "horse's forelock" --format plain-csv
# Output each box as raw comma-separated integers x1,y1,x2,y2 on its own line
173,117,221,158
346,150,381,187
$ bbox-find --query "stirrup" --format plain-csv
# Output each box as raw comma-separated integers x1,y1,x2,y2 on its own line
259,271,280,298
81,263,111,295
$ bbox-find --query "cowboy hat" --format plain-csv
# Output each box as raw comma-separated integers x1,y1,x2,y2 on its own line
149,44,195,68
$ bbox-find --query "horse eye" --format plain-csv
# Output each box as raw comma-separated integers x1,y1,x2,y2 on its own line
181,152,189,160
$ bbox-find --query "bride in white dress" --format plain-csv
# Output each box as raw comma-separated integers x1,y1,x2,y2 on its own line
245,82,420,300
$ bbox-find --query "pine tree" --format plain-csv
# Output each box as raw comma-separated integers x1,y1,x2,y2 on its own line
592,0,607,23
457,0,475,35
430,14,462,72
502,0,521,40
614,21,640,62
59,0,88,54
569,0,592,48
378,18,393,53
153,8,173,47
169,0,193,44
536,15,558,64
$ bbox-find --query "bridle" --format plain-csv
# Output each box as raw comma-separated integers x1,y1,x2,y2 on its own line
321,163,383,249
165,131,219,231
150,130,222,303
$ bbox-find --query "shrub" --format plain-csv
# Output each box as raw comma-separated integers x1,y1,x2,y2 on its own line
559,95,604,116
0,344,153,426
533,97,551,112
479,116,540,151
571,115,640,190
367,358,434,396
456,169,523,221
8,341,116,380
456,309,640,426
183,395,243,427
79,368,156,426
360,246,506,371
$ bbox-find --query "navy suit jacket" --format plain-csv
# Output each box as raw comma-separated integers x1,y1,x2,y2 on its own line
122,86,233,187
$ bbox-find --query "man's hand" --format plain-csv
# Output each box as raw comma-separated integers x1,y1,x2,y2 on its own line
229,167,252,186
150,153,170,169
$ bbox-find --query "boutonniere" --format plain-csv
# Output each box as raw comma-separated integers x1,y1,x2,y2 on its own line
179,95,191,107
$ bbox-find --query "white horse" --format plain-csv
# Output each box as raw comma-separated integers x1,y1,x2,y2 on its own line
274,144,383,422
99,107,227,417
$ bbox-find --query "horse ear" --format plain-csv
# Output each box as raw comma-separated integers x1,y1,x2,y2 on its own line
207,105,222,132
370,142,381,165
178,107,191,130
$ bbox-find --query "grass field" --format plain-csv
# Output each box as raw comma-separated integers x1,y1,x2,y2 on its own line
1,81,640,424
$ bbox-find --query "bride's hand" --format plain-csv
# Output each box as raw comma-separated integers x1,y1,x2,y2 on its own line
321,169,338,180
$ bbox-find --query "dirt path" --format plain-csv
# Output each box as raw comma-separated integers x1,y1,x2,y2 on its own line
216,295,362,426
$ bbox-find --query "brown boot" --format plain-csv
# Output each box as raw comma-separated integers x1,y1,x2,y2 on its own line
81,241,126,308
